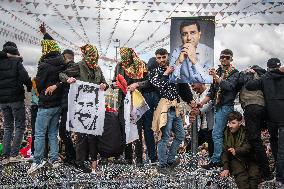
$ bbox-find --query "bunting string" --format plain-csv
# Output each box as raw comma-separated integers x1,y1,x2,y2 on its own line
96,0,103,54
217,2,284,28
71,0,90,44
0,27,39,45
133,0,186,50
104,0,128,56
235,3,283,23
20,0,241,10
4,9,284,21
122,3,153,47
217,0,261,21
0,20,41,45
45,0,88,45
20,0,282,10
138,35,170,55
19,2,80,52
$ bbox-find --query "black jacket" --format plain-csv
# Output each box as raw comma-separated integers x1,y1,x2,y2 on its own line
207,66,239,107
60,60,74,109
36,53,66,108
246,69,284,123
238,65,266,86
0,48,31,103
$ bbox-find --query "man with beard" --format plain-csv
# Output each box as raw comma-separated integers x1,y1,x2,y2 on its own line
200,49,239,169
149,48,194,171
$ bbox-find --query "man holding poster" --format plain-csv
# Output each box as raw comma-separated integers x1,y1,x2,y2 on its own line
170,18,214,84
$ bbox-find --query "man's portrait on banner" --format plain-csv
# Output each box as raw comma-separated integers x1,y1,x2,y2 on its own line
169,17,215,84
73,84,99,131
67,80,105,136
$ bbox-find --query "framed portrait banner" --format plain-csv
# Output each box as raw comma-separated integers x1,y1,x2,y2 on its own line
169,16,215,84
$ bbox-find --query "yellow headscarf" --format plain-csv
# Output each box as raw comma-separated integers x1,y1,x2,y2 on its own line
41,40,61,57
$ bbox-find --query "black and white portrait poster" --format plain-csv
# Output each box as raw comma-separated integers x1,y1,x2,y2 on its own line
67,80,105,136
169,16,215,84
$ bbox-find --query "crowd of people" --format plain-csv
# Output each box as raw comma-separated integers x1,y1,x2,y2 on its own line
0,22,284,189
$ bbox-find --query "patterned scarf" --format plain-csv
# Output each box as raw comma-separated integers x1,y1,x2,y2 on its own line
120,47,147,79
81,44,99,69
215,64,236,105
41,40,61,57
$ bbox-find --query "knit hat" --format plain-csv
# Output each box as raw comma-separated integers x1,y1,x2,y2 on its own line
267,58,281,69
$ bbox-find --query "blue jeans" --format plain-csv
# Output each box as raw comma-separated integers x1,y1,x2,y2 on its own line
211,105,234,163
34,107,61,164
143,91,160,161
157,109,185,166
0,101,26,157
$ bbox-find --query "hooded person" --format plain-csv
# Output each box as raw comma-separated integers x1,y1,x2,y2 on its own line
111,47,147,166
246,58,284,186
59,44,108,174
27,39,66,174
2,41,20,56
0,41,32,165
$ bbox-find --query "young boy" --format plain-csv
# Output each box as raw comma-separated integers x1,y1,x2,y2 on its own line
220,111,260,189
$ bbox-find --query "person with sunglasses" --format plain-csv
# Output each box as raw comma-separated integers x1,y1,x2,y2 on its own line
169,20,213,84
199,49,240,170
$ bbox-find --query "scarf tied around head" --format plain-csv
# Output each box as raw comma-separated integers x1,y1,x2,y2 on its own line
119,47,147,79
81,44,99,69
41,40,61,57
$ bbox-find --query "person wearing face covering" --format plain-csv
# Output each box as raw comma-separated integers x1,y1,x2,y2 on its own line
27,39,65,174
111,47,147,167
59,44,108,174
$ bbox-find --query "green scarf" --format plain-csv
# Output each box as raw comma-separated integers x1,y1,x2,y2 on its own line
223,126,246,149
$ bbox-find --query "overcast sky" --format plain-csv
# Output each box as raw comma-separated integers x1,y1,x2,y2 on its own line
0,0,284,80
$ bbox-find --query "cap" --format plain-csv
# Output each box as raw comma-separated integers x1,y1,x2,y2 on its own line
267,58,281,69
